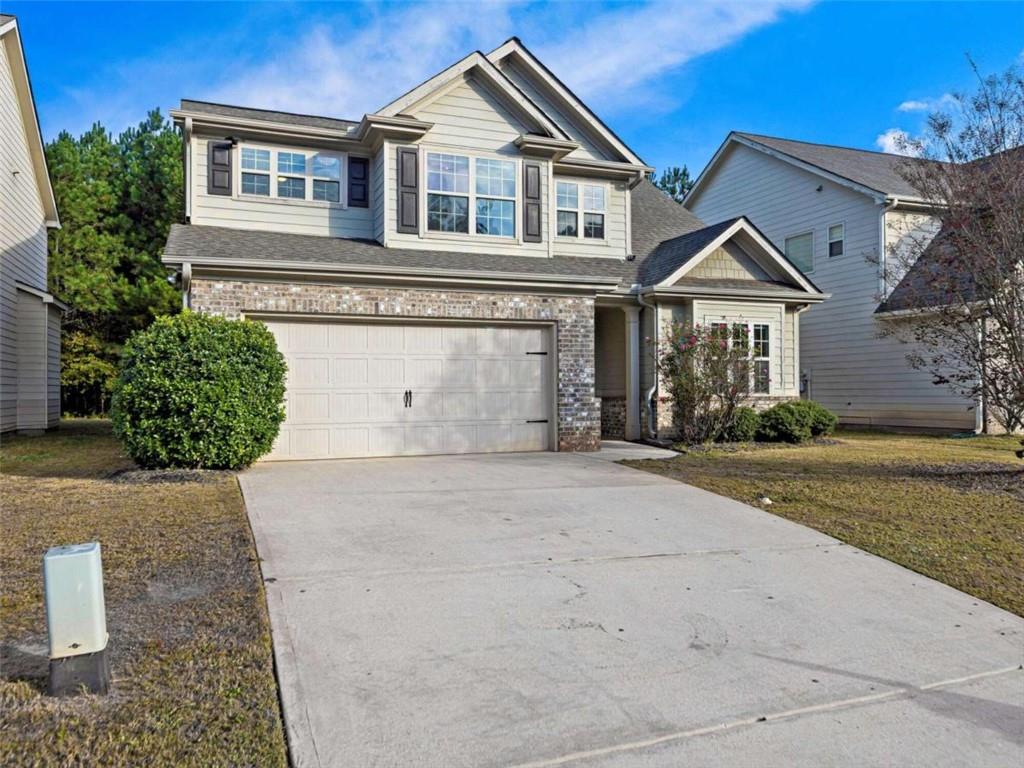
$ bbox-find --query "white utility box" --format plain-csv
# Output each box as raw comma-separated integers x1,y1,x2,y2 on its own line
43,542,108,659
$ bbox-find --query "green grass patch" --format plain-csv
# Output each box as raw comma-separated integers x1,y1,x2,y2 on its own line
0,420,288,766
625,429,1024,616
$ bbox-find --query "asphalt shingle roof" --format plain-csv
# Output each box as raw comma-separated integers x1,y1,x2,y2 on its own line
736,132,932,198
179,100,359,132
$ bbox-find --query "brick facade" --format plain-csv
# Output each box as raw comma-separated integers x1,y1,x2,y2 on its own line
599,396,626,439
190,278,601,451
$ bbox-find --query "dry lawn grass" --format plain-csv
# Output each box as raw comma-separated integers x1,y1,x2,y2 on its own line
625,430,1024,616
0,420,288,766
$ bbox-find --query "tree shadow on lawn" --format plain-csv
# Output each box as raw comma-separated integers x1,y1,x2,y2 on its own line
1,420,133,480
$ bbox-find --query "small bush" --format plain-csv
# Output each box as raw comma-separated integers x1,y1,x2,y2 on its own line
111,312,287,469
756,402,812,443
718,406,760,442
789,399,839,437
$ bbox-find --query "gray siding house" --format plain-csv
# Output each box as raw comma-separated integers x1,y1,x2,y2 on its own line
0,14,62,434
687,132,975,432
164,40,824,460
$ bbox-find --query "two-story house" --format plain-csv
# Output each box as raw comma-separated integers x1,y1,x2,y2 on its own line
164,40,825,460
686,132,976,432
0,14,63,435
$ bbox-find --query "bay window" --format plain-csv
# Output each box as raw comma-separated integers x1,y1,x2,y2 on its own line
425,152,515,237
557,181,606,239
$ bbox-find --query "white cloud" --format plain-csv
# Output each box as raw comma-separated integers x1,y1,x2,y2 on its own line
41,0,816,138
896,93,957,112
875,128,922,156
535,0,814,109
208,3,518,119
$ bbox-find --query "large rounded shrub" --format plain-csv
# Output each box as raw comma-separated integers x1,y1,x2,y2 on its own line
788,399,838,437
718,406,760,442
111,312,287,469
756,402,812,443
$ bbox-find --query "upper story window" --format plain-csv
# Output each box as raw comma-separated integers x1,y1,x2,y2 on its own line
828,223,845,257
785,231,814,273
556,181,606,239
425,152,516,237
237,144,346,205
241,148,271,196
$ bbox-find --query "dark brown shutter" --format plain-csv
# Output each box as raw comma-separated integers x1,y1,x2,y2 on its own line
397,147,418,233
348,156,369,208
523,162,542,242
208,141,232,196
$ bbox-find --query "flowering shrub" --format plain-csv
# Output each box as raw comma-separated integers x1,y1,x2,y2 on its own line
659,322,754,444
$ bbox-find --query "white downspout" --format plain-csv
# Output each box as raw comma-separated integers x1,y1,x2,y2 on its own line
633,284,658,439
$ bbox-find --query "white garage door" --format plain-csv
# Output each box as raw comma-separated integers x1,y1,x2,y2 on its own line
263,319,553,460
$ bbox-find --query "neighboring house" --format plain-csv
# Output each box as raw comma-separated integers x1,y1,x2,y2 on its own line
164,39,824,460
686,132,978,432
0,14,62,435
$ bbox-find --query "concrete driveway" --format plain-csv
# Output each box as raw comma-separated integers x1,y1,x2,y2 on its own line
239,444,1023,767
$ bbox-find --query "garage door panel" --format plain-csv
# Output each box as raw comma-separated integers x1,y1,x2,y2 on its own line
329,323,367,352
368,325,405,352
264,319,552,460
406,326,444,353
443,391,476,419
369,426,405,454
292,427,330,458
510,327,546,355
332,427,369,456
444,425,477,453
290,323,330,353
333,358,368,387
478,327,511,355
510,391,546,420
479,392,511,419
332,393,369,421
292,392,331,422
510,359,543,390
369,357,404,386
477,360,510,388
443,359,475,388
407,358,444,388
405,425,445,454
291,357,330,387
444,327,477,354
369,392,407,420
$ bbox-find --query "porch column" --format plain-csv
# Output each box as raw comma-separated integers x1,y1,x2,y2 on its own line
622,305,641,440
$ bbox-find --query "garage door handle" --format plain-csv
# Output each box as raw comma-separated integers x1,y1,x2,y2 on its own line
403,390,411,408
409,390,413,408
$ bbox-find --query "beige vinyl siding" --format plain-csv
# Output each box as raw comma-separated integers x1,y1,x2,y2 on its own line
883,209,940,296
693,299,792,398
689,143,974,430
190,135,374,239
46,303,60,426
552,176,629,258
372,145,385,243
1,37,50,432
594,307,625,397
408,76,528,156
16,290,47,429
686,242,771,281
497,59,611,162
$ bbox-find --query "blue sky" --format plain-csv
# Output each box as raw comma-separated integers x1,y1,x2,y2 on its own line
7,1,1023,173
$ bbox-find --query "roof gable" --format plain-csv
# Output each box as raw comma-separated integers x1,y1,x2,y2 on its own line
645,216,821,294
687,132,935,207
1,16,59,227
377,50,567,141
486,38,646,166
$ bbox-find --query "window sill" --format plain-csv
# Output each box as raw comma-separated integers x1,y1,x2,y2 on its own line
421,231,520,245
235,193,347,210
